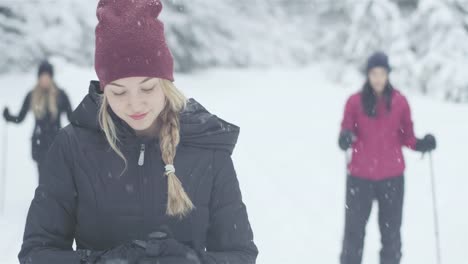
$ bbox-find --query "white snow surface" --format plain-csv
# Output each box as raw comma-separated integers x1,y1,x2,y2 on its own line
0,59,467,263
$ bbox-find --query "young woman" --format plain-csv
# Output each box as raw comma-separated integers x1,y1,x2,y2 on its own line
3,60,73,183
338,52,436,264
18,1,257,264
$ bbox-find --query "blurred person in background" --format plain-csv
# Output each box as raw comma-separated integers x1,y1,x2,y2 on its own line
338,52,437,264
3,60,73,184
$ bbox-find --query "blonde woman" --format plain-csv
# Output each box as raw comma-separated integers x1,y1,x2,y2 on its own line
3,60,72,183
19,1,257,264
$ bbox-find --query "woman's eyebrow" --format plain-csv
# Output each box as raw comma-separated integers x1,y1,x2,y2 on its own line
108,82,125,88
139,77,153,84
108,78,152,87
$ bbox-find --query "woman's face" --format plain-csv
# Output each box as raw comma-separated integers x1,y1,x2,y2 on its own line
368,67,389,95
104,77,166,133
38,73,52,90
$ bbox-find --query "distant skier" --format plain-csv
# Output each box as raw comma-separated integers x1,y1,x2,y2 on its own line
3,60,73,184
18,1,257,264
338,52,437,264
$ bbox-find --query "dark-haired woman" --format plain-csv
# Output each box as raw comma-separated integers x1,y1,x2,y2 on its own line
338,52,436,264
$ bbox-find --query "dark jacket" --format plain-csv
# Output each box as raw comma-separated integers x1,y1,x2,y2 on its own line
18,81,258,263
4,88,73,162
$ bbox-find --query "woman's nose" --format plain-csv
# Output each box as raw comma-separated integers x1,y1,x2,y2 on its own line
128,93,145,113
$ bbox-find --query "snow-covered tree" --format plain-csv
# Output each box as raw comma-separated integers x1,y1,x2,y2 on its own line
408,0,468,102
0,1,95,72
161,0,314,71
1,0,467,102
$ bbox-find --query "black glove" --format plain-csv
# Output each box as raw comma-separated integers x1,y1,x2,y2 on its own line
78,240,147,264
415,134,436,153
138,256,201,264
3,107,11,122
338,130,355,151
137,227,201,264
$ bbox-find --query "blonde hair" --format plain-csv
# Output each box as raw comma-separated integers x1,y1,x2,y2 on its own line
98,79,194,217
31,83,58,120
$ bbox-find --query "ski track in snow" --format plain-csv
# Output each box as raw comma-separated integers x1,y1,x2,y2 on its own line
0,60,467,263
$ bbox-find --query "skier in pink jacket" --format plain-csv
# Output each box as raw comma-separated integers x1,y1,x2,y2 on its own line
338,52,436,264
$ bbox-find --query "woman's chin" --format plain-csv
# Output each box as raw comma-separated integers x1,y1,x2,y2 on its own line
127,119,158,136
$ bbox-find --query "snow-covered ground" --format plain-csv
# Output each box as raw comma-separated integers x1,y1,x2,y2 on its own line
0,60,467,263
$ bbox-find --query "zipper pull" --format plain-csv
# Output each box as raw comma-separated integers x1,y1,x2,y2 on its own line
138,144,145,166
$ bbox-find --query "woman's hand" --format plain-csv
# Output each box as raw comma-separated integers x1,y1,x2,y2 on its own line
339,130,356,151
78,241,147,264
138,256,201,264
415,134,437,153
137,227,201,263
3,107,11,122
79,226,201,264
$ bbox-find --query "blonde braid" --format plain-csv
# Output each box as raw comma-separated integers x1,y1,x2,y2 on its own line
159,103,194,217
99,78,191,217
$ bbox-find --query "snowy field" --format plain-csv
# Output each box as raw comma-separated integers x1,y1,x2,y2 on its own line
0,59,467,263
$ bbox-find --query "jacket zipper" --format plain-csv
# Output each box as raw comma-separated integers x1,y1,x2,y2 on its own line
138,144,145,166
137,143,146,238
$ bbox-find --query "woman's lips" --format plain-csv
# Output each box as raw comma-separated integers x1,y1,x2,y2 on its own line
129,112,148,120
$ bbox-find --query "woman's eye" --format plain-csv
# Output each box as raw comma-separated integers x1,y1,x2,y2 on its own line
142,86,155,93
112,91,126,96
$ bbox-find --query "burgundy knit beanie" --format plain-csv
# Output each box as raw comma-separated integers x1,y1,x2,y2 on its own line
95,0,174,90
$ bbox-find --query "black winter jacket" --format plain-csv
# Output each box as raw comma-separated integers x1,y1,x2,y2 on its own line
18,81,258,264
4,88,72,162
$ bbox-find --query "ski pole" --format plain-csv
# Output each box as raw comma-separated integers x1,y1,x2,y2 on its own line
344,150,351,176
0,120,8,215
429,152,442,264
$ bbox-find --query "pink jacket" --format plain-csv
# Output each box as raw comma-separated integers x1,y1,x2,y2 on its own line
341,89,417,180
